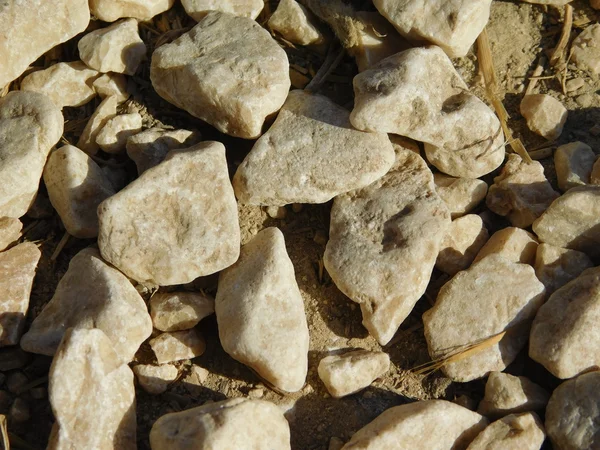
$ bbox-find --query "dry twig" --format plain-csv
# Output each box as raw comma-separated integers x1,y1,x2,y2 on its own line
0,415,8,450
550,4,573,66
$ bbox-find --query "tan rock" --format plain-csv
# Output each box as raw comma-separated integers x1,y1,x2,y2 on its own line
520,94,568,140
571,24,600,75
96,112,143,154
268,0,324,46
0,217,22,252
521,0,571,4
534,243,593,295
592,0,600,9
90,0,175,22
181,0,264,20
149,329,206,364
591,157,600,185
555,142,596,191
150,291,214,332
133,364,178,394
474,227,538,266
436,215,489,276
466,412,545,450
434,174,488,219
77,96,118,155
92,73,129,103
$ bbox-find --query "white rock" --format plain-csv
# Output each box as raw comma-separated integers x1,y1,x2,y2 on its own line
181,0,264,20
0,217,22,252
150,291,214,332
151,12,289,139
466,412,545,450
423,255,546,382
534,243,593,295
150,398,291,450
77,96,118,155
520,94,568,140
233,90,395,206
434,174,488,219
90,0,175,22
555,142,596,191
474,227,538,266
96,112,143,154
20,247,152,363
92,73,129,103
133,364,178,394
324,149,450,345
436,215,489,276
268,0,324,46
571,24,600,75
216,227,309,392
98,141,240,285
150,329,206,364
78,19,146,75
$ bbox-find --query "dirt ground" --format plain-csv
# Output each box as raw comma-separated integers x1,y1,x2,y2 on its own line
5,1,600,449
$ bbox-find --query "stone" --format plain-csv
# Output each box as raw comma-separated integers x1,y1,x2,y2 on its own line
434,174,488,219
233,90,395,205
20,247,152,363
98,141,240,285
90,0,175,22
132,364,178,394
0,217,22,252
265,206,287,219
0,243,41,347
529,267,600,379
593,0,600,9
555,142,596,191
0,0,90,87
92,73,129,103
268,0,324,46
0,91,63,218
341,400,488,449
591,157,600,185
520,94,568,140
474,227,539,266
6,372,28,394
96,113,143,153
181,0,264,20
77,96,118,155
571,24,600,75
151,12,290,139
436,215,489,276
216,227,309,392
534,243,594,295
43,145,117,238
150,398,291,450
324,149,450,345
78,19,147,75
20,62,100,109
0,348,30,371
126,128,202,174
546,371,600,450
477,372,550,418
521,0,571,4
149,329,206,364
466,412,545,450
317,350,390,398
47,328,136,450
150,291,215,332
423,255,546,382
9,398,29,423
486,154,559,228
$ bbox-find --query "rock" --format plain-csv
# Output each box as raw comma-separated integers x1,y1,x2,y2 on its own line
466,412,545,450
90,0,175,21
126,128,202,174
216,227,309,392
593,0,600,9
0,348,30,371
545,371,600,450
9,398,30,423
434,174,488,219
6,372,28,394
486,154,559,227
477,372,550,418
20,62,100,109
591,157,600,184
324,149,450,345
77,96,118,155
0,217,22,252
0,243,41,347
150,291,215,332
92,73,129,103
151,12,289,139
20,247,152,362
436,215,489,276
96,112,143,154
571,24,600,75
150,398,291,450
423,255,546,381
534,243,593,295
133,364,178,394
0,91,63,218
317,350,390,398
521,0,571,4
0,0,90,87
265,206,287,219
233,90,395,205
342,400,488,449
520,94,568,140
268,0,324,46
48,328,136,450
98,141,240,285
554,142,596,191
43,145,116,238
181,0,264,20
149,329,206,364
78,19,146,75
474,227,538,266
530,266,600,379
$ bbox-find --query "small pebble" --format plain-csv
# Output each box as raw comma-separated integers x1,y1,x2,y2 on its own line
266,206,287,219
9,397,30,422
150,329,206,364
565,78,585,92
520,94,568,140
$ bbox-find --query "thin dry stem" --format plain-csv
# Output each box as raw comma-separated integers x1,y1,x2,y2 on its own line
0,415,8,450
550,4,573,66
51,231,70,261
525,56,547,96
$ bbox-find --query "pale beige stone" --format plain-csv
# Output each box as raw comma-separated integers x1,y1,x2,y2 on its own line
150,398,291,450
521,0,571,4
534,243,593,295
77,96,118,155
571,24,600,75
268,0,324,46
133,364,178,394
149,329,206,364
520,94,568,140
436,215,489,276
434,174,488,219
151,12,289,139
181,0,264,20
96,112,143,154
474,227,538,266
555,142,596,191
150,291,215,332
466,412,545,450
0,217,22,252
92,73,129,103
216,227,309,392
90,0,175,22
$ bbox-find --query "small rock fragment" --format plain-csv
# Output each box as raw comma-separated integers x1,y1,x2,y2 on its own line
466,412,545,450
6,372,28,394
268,0,324,46
149,329,206,364
9,398,30,423
571,24,600,75
0,217,22,252
77,95,118,155
96,112,143,153
150,291,215,332
520,94,568,140
92,73,129,103
474,227,538,266
133,364,178,394
554,142,596,191
90,0,175,21
434,174,488,219
265,206,287,219
534,243,593,294
181,0,264,20
436,215,489,276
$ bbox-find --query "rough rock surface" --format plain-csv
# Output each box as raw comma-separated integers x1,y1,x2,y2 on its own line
90,0,175,22
268,0,324,45
150,291,214,332
466,412,545,450
0,217,22,252
474,227,538,265
591,157,600,185
96,112,143,153
133,364,178,395
554,142,596,191
77,96,118,155
520,94,568,140
151,12,289,139
534,243,594,294
434,174,488,219
92,73,129,103
150,329,206,364
436,215,489,276
571,24,600,75
181,0,264,20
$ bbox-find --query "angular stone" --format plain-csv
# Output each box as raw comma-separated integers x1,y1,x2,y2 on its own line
555,142,596,191
77,96,118,156
324,149,450,345
434,174,488,219
233,90,395,205
474,227,538,266
0,217,22,252
466,412,545,450
216,227,309,392
20,248,152,363
150,398,290,450
98,141,240,285
150,291,214,332
92,73,129,103
423,255,546,382
43,145,116,238
571,24,600,75
78,19,147,75
149,329,206,364
151,12,289,139
47,328,136,450
436,215,489,276
520,94,568,140
132,364,178,394
268,0,324,46
0,243,41,347
534,243,593,295
96,113,143,154
181,0,264,20
90,0,175,22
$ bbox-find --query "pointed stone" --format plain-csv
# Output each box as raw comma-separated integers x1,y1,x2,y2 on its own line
77,96,118,156
150,291,214,332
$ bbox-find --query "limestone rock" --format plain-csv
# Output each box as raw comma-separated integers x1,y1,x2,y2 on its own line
43,145,116,238
48,328,136,450
150,329,205,364
324,149,450,345
0,91,63,218
92,73,129,103
98,141,240,285
521,0,571,4
0,243,41,347
268,0,324,46
20,247,152,363
78,19,147,75
0,217,22,252
233,90,395,205
486,154,559,227
436,215,489,276
466,412,545,450
474,227,538,266
90,0,175,22
423,255,546,381
150,291,215,332
133,364,178,394
534,243,593,295
77,96,118,155
151,12,289,139
555,142,596,191
150,398,291,450
181,0,264,20
434,174,488,219
96,113,143,154
571,24,600,75
216,227,309,392
520,94,568,140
